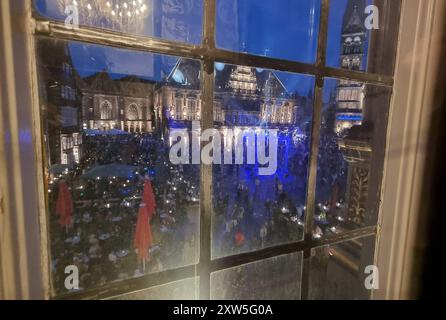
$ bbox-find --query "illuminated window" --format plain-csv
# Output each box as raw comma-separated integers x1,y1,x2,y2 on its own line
100,100,112,120
127,103,139,121
32,0,401,300
187,99,196,120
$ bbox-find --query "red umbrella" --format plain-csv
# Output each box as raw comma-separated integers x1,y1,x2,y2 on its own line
134,179,156,266
235,230,245,247
56,180,73,228
142,178,156,220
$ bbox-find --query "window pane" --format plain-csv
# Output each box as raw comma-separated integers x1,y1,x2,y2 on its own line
309,235,376,299
109,277,198,299
37,37,201,296
216,0,320,63
314,78,391,238
212,63,314,259
34,0,203,45
326,0,401,75
211,252,303,300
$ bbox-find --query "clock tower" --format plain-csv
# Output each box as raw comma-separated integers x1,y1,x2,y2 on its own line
337,0,372,227
335,0,367,136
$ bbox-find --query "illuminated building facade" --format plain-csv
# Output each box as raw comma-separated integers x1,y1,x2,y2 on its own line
337,0,371,227
79,72,155,133
335,0,367,136
37,39,83,166
155,60,300,127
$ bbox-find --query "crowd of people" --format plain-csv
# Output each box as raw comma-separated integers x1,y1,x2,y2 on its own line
48,117,350,295
49,132,199,295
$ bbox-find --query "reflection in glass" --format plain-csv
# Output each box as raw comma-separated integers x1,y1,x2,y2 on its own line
109,277,198,300
34,0,203,45
314,78,391,237
211,63,314,258
211,252,303,300
216,0,320,63
37,38,201,295
326,0,401,75
309,235,376,299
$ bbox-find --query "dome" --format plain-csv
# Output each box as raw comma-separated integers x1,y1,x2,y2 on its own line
172,69,185,84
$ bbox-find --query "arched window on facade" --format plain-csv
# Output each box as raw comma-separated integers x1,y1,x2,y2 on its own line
100,100,112,120
127,103,139,121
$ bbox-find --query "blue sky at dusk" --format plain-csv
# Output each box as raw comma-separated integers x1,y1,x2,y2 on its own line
35,0,355,97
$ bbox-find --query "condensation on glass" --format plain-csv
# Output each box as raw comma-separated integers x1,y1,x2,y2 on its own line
326,0,401,75
211,62,314,259
31,0,402,301
216,0,321,63
309,235,376,299
313,78,391,238
109,277,199,300
36,37,201,295
34,0,203,45
211,252,303,300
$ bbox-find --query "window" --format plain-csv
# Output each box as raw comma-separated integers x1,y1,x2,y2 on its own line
216,0,320,63
61,136,67,150
211,252,303,299
327,0,400,75
187,99,197,120
175,98,183,119
38,39,201,295
100,100,113,120
31,0,402,300
212,63,314,259
73,147,80,163
34,0,204,45
127,103,139,121
62,153,68,165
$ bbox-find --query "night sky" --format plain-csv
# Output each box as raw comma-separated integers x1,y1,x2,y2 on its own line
35,0,358,98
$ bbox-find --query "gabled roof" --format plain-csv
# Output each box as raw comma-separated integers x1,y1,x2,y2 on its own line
216,64,290,99
165,59,201,89
79,72,154,96
82,71,118,93
255,69,290,99
165,59,291,99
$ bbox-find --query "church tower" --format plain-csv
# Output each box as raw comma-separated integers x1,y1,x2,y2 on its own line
335,0,367,136
337,0,372,227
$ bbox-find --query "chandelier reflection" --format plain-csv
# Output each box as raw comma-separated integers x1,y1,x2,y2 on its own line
58,0,150,33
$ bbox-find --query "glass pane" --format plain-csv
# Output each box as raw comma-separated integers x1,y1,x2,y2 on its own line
212,63,314,259
216,0,320,63
37,37,201,296
326,0,401,75
309,235,376,299
211,252,303,300
34,0,203,45
314,78,391,238
109,277,198,299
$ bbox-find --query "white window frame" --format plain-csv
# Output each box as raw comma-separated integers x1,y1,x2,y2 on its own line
374,0,446,299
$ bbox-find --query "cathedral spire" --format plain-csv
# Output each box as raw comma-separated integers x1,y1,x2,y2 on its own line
335,0,367,136
342,0,366,34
